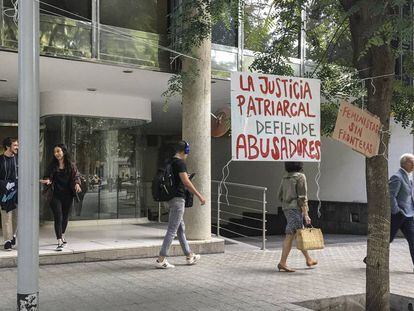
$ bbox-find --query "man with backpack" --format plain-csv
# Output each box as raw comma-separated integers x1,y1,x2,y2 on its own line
154,141,206,269
0,137,19,251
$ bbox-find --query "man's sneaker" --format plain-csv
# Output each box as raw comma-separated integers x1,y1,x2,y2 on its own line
186,253,201,265
4,240,12,251
11,235,16,247
55,244,64,252
155,259,175,269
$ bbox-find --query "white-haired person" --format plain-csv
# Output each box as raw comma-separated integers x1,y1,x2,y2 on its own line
364,153,414,272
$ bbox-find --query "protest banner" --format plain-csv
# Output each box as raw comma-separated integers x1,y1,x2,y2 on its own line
332,101,381,158
230,71,321,162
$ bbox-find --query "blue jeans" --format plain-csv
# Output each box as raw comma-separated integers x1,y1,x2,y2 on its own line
390,212,414,265
159,197,191,257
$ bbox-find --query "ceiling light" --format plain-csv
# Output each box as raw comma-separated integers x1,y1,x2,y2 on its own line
87,88,97,92
123,70,133,74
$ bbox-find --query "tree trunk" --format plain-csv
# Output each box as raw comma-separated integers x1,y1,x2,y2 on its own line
364,45,394,311
341,1,395,310
181,5,212,240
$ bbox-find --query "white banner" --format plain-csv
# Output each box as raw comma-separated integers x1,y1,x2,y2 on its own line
231,72,321,162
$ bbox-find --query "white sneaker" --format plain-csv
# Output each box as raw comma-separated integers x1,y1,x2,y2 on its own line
155,259,175,269
186,253,201,265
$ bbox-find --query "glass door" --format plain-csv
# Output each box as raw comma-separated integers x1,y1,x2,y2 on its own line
41,116,146,221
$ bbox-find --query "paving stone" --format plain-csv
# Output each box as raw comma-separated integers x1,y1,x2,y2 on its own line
0,237,412,310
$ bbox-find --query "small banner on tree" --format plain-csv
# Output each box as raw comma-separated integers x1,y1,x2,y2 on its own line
332,101,381,158
230,72,321,162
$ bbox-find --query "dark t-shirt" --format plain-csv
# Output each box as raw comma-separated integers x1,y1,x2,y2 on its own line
0,154,18,211
171,158,187,198
54,169,72,197
0,154,18,182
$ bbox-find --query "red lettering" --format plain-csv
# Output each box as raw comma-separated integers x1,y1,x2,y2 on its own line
258,77,268,94
342,105,350,118
296,139,303,156
306,102,316,118
236,134,247,159
237,95,245,115
289,139,297,158
247,135,259,159
298,102,306,117
290,103,298,117
271,137,280,160
264,99,272,116
247,97,257,117
276,101,284,116
303,82,312,99
259,138,270,158
240,74,255,91
255,97,263,115
301,139,310,158
293,82,300,99
281,79,288,97
275,78,282,98
315,140,321,160
280,137,288,160
283,100,292,117
309,140,316,159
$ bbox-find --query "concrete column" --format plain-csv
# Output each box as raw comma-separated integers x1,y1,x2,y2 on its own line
17,0,40,309
300,7,307,76
91,0,100,59
237,0,245,71
0,0,4,47
182,38,212,240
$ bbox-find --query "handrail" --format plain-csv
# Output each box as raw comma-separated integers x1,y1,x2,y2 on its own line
212,201,262,213
217,210,263,222
211,193,265,204
212,180,267,191
211,224,264,241
212,180,267,250
219,218,265,232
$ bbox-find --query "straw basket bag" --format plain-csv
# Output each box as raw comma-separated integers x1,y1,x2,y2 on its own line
296,226,325,251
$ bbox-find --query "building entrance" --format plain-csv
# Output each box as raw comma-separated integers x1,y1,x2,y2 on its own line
41,116,147,222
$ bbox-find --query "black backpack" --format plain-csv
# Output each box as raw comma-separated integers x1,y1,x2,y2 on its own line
152,159,177,202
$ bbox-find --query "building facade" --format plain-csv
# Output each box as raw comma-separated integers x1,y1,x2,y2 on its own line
0,0,251,225
0,0,413,235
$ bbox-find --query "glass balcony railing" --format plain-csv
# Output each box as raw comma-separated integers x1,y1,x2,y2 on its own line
0,13,283,77
99,25,170,69
211,44,238,79
0,14,171,72
1,14,92,58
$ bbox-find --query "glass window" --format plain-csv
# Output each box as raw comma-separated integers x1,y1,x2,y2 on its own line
100,0,168,34
211,0,238,47
39,0,92,20
243,0,277,51
3,0,12,8
41,116,148,221
212,20,238,47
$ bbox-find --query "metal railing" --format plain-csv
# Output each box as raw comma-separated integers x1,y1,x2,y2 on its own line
211,180,267,250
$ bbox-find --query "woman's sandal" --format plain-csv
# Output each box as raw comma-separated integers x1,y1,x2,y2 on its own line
277,263,296,272
306,260,318,268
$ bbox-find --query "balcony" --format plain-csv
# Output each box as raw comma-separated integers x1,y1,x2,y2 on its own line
0,13,300,79
0,14,171,71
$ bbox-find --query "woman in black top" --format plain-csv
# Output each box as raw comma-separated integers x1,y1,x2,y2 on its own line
40,144,81,251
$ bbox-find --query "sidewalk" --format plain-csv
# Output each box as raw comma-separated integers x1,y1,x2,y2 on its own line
0,222,224,268
0,236,412,311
